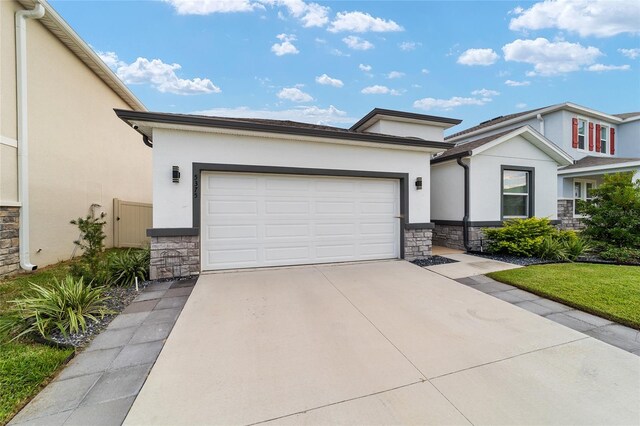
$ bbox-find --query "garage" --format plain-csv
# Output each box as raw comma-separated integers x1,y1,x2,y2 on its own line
115,108,461,279
200,172,400,270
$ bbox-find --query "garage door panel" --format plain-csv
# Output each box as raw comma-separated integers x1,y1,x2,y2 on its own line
202,173,400,270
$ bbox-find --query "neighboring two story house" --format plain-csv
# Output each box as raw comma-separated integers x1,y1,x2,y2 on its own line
431,103,640,250
0,0,152,277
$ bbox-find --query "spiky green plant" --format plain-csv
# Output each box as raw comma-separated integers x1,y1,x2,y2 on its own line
107,248,150,287
0,276,112,342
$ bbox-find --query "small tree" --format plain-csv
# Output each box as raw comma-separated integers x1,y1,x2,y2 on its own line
580,172,640,248
70,213,107,281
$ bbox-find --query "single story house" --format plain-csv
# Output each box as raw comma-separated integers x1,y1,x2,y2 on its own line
430,126,573,251
115,108,463,278
0,0,152,277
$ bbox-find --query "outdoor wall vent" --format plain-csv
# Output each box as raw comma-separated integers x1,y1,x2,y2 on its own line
415,177,423,190
172,166,180,183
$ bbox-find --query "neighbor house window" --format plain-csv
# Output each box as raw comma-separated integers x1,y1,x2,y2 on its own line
600,125,608,154
574,179,596,216
577,119,587,150
502,168,533,219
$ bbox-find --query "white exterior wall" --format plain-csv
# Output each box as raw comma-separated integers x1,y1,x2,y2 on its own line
553,110,619,160
430,161,464,221
152,128,432,228
617,120,640,158
469,135,559,221
364,119,445,141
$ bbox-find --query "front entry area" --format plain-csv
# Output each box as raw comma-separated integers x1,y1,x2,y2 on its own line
200,172,401,271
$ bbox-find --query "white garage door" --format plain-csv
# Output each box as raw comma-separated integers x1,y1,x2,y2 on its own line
201,172,400,270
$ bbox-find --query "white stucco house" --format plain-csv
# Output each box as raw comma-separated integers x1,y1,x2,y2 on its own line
444,103,640,235
115,102,639,278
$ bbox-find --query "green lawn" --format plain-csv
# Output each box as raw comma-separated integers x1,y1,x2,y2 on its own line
0,260,76,425
488,263,640,329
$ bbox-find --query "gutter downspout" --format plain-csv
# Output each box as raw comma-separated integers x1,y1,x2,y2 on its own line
537,113,545,136
16,1,45,271
456,157,471,252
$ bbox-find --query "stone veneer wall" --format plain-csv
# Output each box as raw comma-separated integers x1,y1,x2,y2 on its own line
433,223,498,252
557,199,586,231
150,235,200,279
0,207,20,278
404,228,432,260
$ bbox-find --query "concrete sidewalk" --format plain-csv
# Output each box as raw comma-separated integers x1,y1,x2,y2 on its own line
425,252,521,279
125,261,639,425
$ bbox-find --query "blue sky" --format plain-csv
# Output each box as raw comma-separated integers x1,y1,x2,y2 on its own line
53,0,640,132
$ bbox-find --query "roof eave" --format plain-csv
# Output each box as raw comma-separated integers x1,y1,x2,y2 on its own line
558,161,640,175
17,0,146,112
351,108,462,132
114,109,454,151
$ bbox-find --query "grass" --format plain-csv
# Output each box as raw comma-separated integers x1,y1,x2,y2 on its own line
0,343,73,424
488,263,640,329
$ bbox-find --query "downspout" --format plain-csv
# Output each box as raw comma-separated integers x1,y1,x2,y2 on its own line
537,113,545,136
456,157,471,252
16,1,45,271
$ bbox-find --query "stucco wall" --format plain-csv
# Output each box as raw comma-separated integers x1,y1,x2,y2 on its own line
430,160,464,221
469,135,559,221
1,1,151,267
365,119,445,141
152,128,432,229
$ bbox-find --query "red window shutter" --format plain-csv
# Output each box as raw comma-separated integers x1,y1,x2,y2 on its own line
572,118,578,148
595,124,601,152
588,122,594,151
610,128,615,155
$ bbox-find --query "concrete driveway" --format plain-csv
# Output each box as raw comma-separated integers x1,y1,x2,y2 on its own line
125,261,639,425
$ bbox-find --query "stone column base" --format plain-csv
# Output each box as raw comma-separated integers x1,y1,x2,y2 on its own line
0,206,20,278
150,235,200,279
404,228,433,260
557,199,585,231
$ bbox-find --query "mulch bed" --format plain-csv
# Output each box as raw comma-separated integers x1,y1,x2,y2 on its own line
411,256,459,267
466,252,555,266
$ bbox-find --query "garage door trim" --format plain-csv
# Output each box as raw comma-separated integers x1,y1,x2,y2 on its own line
192,163,410,259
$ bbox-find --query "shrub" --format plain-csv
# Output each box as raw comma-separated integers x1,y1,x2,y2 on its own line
564,236,593,261
537,235,569,261
107,248,150,287
600,247,640,264
484,217,556,257
580,172,640,249
0,276,112,342
70,213,108,282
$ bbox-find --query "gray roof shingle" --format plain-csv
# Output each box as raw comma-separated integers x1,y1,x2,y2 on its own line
560,156,640,171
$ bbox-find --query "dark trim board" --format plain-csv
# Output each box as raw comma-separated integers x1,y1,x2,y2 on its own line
192,163,414,259
114,109,452,150
405,222,435,230
350,108,461,131
147,228,199,237
432,219,560,227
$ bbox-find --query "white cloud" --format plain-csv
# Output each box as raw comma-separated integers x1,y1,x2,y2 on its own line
471,88,500,97
271,33,299,56
342,35,374,50
99,51,220,95
191,105,354,125
399,41,420,51
502,38,602,76
619,48,640,59
361,85,401,95
421,68,430,74
328,11,403,33
315,73,344,87
509,0,640,38
164,0,264,14
277,87,313,102
457,48,499,66
505,79,531,87
387,71,405,79
587,64,631,72
414,96,487,111
516,102,528,109
329,48,350,57
261,0,330,27
359,63,372,72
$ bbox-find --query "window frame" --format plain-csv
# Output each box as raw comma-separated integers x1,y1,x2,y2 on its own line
577,118,587,151
573,178,597,218
599,124,608,154
500,166,535,221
